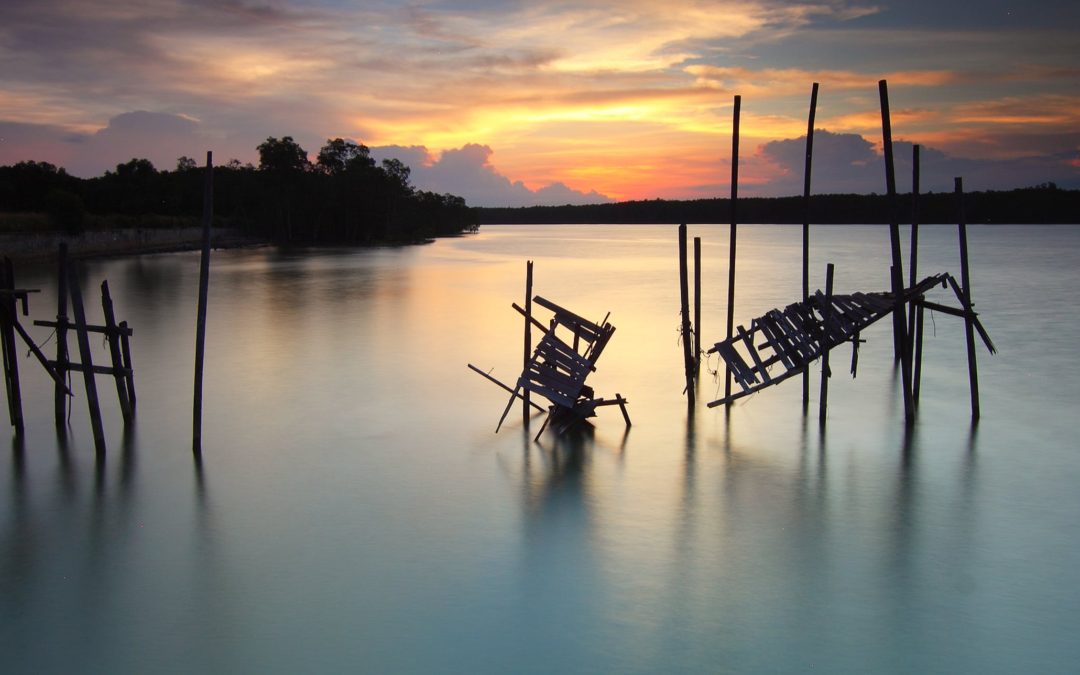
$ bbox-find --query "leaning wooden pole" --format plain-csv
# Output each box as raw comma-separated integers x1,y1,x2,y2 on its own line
907,144,921,348
724,94,741,403
0,259,23,433
193,151,213,457
69,265,106,455
818,263,834,423
955,177,980,420
54,243,70,427
693,236,701,372
878,79,914,422
801,82,819,411
523,260,533,428
678,224,695,405
100,280,133,425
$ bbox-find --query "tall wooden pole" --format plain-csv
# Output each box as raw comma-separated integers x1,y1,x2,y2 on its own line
879,80,914,423
724,95,741,403
818,263,834,423
100,280,132,425
908,144,920,347
801,82,819,411
1,259,23,433
69,266,106,456
193,151,213,457
55,243,70,427
956,177,980,420
693,236,701,372
523,260,533,428
679,224,695,405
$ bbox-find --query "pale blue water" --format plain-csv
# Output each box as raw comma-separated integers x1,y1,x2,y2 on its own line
2,224,1079,673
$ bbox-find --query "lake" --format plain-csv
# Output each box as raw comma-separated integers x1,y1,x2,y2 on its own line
3,224,1079,673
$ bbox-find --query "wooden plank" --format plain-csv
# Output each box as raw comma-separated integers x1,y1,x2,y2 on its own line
738,324,772,384
714,341,754,391
468,363,545,412
100,280,132,424
68,264,106,455
11,317,71,393
33,319,133,336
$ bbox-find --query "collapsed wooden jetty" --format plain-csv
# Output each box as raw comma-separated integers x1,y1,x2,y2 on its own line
707,272,995,408
469,263,630,440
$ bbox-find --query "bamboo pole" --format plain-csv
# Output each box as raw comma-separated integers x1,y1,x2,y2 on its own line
724,95,741,403
523,260,533,427
956,177,980,420
878,80,915,423
678,224,695,405
801,82,819,411
818,263,834,423
193,151,213,456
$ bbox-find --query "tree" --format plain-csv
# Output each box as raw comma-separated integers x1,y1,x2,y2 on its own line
257,136,311,172
380,158,412,194
316,138,375,175
176,156,197,172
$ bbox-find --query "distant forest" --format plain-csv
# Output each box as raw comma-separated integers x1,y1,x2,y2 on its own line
477,184,1079,225
0,137,478,244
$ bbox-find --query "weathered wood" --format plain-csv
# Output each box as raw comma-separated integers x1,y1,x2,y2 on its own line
33,319,132,336
678,224,695,403
956,176,980,420
193,151,213,456
912,304,924,407
523,260,533,427
0,260,23,432
55,243,70,426
908,144,921,348
11,317,71,392
52,362,131,376
468,363,544,412
694,236,701,372
725,95,741,403
738,324,771,384
801,82,819,411
68,265,106,455
120,320,136,409
819,263,834,422
100,280,133,424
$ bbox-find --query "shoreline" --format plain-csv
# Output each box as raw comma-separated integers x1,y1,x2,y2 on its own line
0,227,269,261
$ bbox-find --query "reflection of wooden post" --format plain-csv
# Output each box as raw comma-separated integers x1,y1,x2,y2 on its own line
879,79,914,422
678,224,695,405
55,243,70,427
818,263,834,423
724,94,741,403
193,151,213,456
801,82,819,411
693,236,701,372
956,177,980,420
1,259,23,432
523,260,533,428
912,303,925,407
69,266,106,455
100,280,133,425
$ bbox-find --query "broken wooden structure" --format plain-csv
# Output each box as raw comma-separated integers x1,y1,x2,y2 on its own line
706,271,995,409
469,262,630,441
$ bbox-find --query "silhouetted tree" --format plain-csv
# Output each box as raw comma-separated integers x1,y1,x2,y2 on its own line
316,138,375,175
257,136,311,173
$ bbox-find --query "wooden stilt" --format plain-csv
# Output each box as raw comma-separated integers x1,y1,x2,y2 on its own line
1,259,23,433
55,243,70,427
119,320,136,410
69,266,106,455
678,224,695,405
193,151,213,456
818,263,834,423
955,177,980,420
693,236,701,373
907,145,920,347
912,303,925,407
100,280,133,425
801,82,819,411
725,94,741,404
523,260,533,427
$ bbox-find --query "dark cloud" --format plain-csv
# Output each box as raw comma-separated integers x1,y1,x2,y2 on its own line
373,143,611,207
756,130,1080,195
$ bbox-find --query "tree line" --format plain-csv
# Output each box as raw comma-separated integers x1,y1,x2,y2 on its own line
0,136,478,244
476,184,1079,225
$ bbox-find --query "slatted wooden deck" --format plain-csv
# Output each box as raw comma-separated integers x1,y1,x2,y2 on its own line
706,273,982,407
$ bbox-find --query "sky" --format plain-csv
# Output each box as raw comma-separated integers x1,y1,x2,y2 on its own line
1,0,1077,206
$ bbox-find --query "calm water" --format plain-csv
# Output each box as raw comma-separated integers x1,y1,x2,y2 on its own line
3,224,1079,673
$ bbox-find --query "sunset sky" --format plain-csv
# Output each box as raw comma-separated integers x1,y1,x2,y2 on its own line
1,0,1077,206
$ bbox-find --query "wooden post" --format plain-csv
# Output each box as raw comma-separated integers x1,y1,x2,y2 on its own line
818,263,834,423
193,151,213,456
119,320,136,410
912,303,925,407
55,243,70,427
678,224,695,405
69,265,106,455
801,82,819,411
523,260,533,427
693,236,701,372
879,79,915,423
100,280,133,425
956,177,980,420
724,94,741,403
1,259,23,432
907,144,920,347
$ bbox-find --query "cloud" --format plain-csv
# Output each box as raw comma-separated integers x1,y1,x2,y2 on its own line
372,143,611,207
755,129,1080,195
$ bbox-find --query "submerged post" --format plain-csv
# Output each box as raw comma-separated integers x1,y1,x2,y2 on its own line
956,177,980,420
801,82,819,412
193,151,213,457
678,224,695,405
1,259,23,433
55,243,70,427
819,263,834,423
879,79,914,423
724,94,741,403
523,260,533,427
693,236,701,372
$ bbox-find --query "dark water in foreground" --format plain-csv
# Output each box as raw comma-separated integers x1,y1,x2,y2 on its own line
2,224,1079,673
